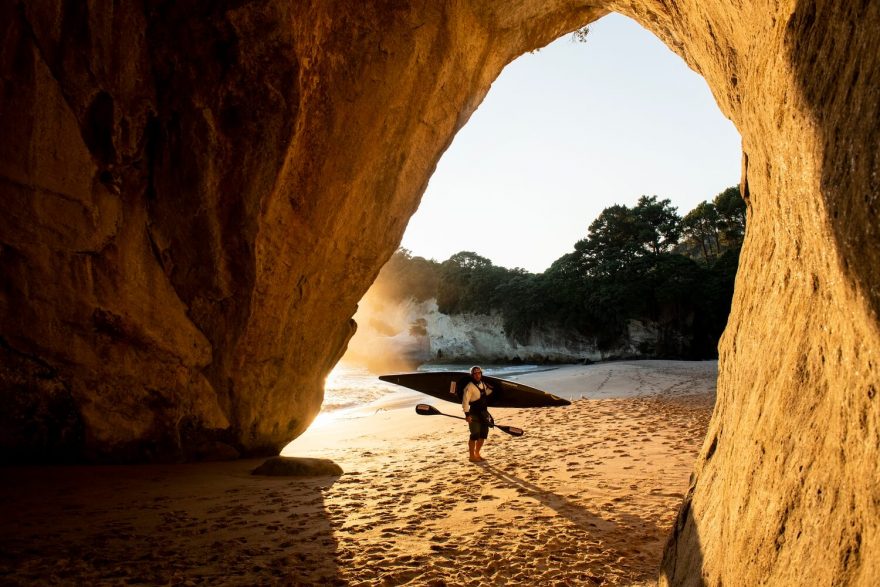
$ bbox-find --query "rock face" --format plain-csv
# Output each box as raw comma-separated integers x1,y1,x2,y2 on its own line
251,456,342,477
1,0,609,462
0,1,878,583
422,306,604,363
345,297,658,365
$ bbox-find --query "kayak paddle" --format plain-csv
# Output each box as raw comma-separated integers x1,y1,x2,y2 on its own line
415,403,524,437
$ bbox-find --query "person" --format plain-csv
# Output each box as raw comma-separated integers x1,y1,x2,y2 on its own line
462,365,493,462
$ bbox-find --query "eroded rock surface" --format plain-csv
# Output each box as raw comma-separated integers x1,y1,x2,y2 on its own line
0,0,607,461
1,0,878,583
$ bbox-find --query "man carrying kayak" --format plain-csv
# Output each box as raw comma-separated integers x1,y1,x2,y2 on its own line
462,365,493,463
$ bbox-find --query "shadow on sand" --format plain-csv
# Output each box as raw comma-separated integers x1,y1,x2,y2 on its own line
481,462,689,575
0,460,343,584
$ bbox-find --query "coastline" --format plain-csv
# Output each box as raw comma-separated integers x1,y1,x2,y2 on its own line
320,359,718,418
1,360,716,585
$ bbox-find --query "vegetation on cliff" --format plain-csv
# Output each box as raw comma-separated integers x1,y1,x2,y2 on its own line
376,186,745,359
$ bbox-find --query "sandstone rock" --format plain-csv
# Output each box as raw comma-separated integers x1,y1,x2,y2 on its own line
252,456,342,477
0,1,878,584
0,0,608,461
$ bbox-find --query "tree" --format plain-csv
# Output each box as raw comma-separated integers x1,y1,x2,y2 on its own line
572,25,590,43
633,195,681,256
682,202,721,265
577,196,681,277
581,204,644,276
496,272,548,343
678,186,746,264
375,248,440,302
444,251,493,270
713,186,747,248
438,252,509,315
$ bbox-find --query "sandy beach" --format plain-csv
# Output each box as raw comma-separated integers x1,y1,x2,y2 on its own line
0,361,715,586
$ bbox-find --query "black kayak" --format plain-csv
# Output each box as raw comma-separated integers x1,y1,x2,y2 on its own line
378,371,570,408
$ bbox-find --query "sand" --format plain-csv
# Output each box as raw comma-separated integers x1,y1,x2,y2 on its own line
0,361,715,586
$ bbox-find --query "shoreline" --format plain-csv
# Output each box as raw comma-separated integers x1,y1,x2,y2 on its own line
416,355,718,369
321,358,718,419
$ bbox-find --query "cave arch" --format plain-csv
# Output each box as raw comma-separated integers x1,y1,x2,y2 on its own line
1,1,877,584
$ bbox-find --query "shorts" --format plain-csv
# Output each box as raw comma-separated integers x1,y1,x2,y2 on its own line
468,414,490,440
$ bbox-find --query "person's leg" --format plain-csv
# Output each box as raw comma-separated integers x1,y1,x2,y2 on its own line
474,439,484,460
468,419,481,461
474,420,489,461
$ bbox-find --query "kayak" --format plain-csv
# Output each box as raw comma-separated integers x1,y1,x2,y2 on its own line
379,371,570,408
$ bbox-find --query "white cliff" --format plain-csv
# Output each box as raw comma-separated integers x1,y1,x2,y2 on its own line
345,298,655,367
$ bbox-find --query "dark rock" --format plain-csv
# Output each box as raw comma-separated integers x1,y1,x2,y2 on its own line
251,456,343,477
187,441,240,462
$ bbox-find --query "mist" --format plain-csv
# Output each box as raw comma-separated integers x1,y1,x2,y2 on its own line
339,282,431,374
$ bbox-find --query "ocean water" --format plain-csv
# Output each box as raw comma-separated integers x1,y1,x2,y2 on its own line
320,363,553,419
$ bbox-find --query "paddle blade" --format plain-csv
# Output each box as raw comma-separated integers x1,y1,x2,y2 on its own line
498,425,524,437
416,403,441,416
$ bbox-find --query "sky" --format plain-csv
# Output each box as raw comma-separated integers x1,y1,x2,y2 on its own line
399,13,742,274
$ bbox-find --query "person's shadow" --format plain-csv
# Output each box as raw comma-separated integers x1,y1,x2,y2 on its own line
480,462,671,564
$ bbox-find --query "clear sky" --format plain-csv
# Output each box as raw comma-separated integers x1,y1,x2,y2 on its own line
400,13,742,274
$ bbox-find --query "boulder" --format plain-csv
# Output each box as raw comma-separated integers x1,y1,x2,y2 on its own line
252,456,343,477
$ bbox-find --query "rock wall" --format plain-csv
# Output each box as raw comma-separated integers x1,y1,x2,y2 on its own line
649,2,880,585
344,297,621,365
342,295,674,367
422,301,662,363
1,0,610,462
1,0,878,583
423,305,602,363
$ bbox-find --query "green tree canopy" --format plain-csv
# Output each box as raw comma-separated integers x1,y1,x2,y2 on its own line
713,185,746,248
679,186,746,264
634,195,681,255
682,201,721,264
376,248,439,302
568,195,681,277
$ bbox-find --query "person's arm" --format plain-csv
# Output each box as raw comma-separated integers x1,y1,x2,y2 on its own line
462,384,474,417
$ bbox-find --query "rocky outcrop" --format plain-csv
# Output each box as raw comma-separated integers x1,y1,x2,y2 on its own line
347,297,658,364
343,297,603,366
1,1,878,583
423,308,604,363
